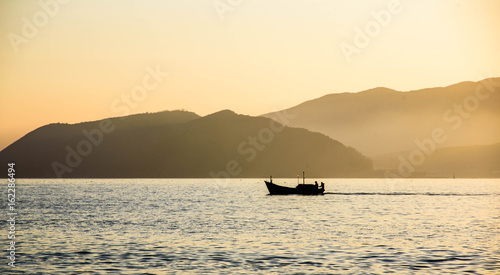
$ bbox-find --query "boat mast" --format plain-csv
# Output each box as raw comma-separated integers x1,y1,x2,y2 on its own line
303,171,305,185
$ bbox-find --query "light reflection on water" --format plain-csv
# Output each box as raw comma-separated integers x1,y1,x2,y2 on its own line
2,179,499,274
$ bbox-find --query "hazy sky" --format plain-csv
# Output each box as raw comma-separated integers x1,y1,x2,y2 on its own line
1,0,499,150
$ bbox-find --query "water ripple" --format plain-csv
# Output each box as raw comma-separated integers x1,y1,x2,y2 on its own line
3,178,498,274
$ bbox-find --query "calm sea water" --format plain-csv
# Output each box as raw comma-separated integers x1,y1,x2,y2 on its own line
1,179,499,274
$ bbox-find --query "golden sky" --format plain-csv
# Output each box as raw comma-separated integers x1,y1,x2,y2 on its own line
1,0,499,150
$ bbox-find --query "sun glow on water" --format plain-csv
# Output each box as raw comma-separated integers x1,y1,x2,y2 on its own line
5,178,499,274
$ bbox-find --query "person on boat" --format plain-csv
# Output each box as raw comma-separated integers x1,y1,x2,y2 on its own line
320,182,325,190
315,181,318,188
270,175,273,183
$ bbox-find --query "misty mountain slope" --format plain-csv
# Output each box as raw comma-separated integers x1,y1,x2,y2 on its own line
0,110,372,178
263,78,500,157
418,142,500,177
375,142,500,178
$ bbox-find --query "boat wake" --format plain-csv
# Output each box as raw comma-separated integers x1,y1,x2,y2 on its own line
323,192,492,196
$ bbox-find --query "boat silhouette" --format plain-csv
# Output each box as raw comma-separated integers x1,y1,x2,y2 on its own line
265,172,325,195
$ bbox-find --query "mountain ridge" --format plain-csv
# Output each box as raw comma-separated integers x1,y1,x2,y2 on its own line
263,77,500,157
0,110,372,178
2,78,499,178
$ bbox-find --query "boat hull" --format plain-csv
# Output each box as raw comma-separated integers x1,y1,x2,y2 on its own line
265,181,324,195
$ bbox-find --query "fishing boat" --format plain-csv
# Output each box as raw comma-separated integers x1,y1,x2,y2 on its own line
264,172,325,195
